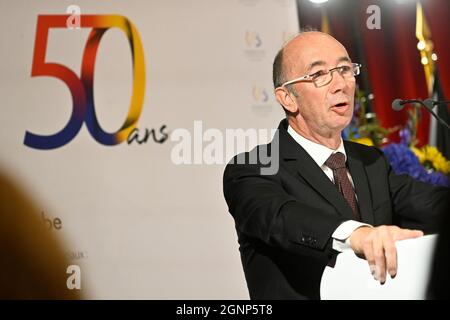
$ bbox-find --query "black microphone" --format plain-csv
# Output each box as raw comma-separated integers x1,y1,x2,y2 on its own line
391,99,423,111
392,98,450,130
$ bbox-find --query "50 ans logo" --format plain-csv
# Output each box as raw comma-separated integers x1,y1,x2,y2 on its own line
25,15,146,149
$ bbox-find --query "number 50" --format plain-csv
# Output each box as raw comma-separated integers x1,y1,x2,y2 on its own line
24,15,145,149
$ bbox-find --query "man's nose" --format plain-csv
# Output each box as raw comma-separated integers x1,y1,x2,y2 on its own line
329,70,347,93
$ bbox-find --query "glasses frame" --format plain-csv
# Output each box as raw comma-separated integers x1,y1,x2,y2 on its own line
278,63,362,88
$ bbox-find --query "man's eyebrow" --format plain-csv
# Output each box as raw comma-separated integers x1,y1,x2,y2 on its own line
337,56,351,64
306,60,326,72
306,57,352,72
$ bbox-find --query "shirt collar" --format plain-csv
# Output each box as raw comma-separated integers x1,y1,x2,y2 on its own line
287,125,347,168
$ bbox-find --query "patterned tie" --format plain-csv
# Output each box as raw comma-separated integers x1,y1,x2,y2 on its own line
325,152,361,221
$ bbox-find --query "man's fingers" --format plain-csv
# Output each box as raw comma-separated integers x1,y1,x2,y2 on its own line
383,237,397,279
357,226,423,283
393,229,423,242
373,235,386,283
363,240,376,278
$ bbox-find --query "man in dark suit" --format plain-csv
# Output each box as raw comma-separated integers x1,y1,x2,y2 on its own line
223,31,449,300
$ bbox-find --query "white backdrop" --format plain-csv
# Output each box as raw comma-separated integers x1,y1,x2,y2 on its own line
0,0,298,298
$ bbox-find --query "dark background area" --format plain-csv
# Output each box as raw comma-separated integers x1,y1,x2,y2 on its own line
296,0,449,152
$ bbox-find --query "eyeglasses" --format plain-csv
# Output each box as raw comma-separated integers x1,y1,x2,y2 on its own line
279,63,361,88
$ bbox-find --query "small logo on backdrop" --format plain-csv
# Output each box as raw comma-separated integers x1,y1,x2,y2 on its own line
244,30,265,61
251,86,272,116
252,86,269,103
245,31,262,48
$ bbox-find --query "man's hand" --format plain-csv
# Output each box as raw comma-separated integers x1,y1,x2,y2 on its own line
349,225,423,284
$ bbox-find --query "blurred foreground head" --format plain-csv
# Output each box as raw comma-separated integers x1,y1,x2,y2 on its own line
0,171,80,299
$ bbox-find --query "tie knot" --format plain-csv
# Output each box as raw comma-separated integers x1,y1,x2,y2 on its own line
325,152,346,170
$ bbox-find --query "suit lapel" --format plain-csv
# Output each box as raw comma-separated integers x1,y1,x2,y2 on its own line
277,121,355,220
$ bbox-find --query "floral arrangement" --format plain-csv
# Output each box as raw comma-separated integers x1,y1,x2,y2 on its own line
343,88,450,187
383,143,449,187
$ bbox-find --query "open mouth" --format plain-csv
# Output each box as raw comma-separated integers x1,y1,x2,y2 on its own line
330,102,350,115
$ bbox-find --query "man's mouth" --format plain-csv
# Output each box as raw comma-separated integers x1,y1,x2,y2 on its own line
330,102,350,114
332,102,349,108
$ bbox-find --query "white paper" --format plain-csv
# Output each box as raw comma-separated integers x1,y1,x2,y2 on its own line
320,234,438,300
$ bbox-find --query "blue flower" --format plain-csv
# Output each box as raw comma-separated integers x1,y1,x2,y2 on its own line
399,128,411,146
382,143,450,187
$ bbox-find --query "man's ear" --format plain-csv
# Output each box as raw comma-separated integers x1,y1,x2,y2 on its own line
275,87,299,113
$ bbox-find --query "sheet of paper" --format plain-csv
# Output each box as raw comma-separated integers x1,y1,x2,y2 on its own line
320,234,438,300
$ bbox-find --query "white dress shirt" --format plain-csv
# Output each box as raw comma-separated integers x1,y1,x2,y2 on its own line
287,125,371,252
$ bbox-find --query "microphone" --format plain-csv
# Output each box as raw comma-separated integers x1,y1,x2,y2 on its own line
391,99,422,111
392,98,450,130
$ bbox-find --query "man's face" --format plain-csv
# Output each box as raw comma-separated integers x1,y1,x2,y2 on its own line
285,33,356,136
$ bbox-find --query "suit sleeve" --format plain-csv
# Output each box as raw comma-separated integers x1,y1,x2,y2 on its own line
377,149,450,233
223,153,347,260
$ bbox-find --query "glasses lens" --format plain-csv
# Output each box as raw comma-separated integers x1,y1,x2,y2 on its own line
314,73,332,87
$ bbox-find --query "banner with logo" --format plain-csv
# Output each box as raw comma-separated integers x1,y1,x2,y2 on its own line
0,0,298,298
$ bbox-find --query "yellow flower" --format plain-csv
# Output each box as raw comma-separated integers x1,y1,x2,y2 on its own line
411,146,425,163
413,145,450,174
352,137,374,146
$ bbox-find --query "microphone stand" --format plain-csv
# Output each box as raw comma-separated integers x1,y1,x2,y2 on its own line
421,99,450,131
396,99,450,131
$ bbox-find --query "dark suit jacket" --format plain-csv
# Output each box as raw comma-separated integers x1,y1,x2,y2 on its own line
223,119,449,300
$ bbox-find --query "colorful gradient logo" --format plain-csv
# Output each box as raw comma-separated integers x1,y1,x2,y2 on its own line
245,31,262,48
24,15,145,149
252,86,269,103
